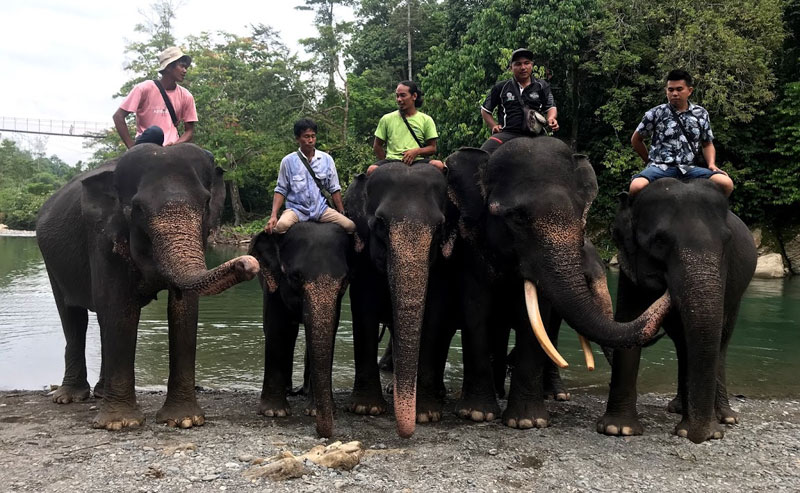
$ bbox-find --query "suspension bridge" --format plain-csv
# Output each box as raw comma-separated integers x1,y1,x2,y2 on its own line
0,116,110,139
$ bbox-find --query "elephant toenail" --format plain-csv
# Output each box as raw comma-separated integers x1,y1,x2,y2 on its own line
518,419,533,429
470,410,484,421
621,426,633,436
418,414,429,423
507,419,517,428
485,413,495,421
676,429,688,438
606,425,619,435
179,418,192,428
535,418,548,428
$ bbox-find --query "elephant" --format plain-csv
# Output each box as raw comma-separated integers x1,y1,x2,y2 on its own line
598,178,757,443
444,137,670,429
248,222,351,438
35,143,259,430
344,161,456,438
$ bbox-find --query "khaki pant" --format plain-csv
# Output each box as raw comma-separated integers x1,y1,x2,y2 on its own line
274,208,356,234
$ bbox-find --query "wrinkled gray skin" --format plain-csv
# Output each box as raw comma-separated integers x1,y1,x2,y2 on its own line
248,223,350,438
36,144,258,430
600,178,757,443
445,138,669,429
344,162,455,438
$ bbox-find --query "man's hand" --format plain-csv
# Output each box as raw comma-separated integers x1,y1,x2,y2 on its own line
547,117,559,132
708,164,728,176
264,216,278,234
401,148,420,165
491,124,502,134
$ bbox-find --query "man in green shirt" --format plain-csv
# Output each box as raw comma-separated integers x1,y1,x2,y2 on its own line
368,80,445,175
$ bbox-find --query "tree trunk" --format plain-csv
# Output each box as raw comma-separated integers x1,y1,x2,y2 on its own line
569,61,579,151
225,152,246,227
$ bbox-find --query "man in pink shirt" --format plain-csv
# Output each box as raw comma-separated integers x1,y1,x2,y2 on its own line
113,46,198,148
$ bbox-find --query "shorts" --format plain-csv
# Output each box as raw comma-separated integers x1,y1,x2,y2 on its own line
632,164,725,183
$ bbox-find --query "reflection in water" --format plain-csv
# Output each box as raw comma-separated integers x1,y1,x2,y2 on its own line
1,237,799,399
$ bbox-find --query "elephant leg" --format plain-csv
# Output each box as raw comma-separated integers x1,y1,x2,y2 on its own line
92,283,144,430
259,292,296,417
675,325,724,443
416,271,453,423
348,277,388,416
286,328,306,396
667,323,686,415
93,327,107,400
490,321,510,399
456,276,500,422
48,278,91,404
542,313,570,401
598,347,643,436
598,271,649,437
156,289,205,428
503,300,549,429
378,335,393,372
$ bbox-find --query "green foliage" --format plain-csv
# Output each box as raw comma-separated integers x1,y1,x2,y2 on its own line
0,140,77,229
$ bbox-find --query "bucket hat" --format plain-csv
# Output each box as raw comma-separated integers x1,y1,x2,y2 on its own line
158,46,192,71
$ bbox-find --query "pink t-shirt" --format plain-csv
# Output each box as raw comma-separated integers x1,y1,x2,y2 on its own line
119,81,198,145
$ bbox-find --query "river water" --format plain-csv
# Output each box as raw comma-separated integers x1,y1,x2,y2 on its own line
1,235,798,397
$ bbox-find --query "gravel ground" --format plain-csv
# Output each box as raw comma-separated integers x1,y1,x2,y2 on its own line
0,389,798,492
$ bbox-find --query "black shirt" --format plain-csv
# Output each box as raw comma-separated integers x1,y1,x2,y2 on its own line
481,78,556,134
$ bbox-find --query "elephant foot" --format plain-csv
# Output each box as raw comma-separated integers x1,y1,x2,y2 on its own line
667,395,682,414
717,406,739,425
675,418,724,443
596,412,643,437
455,394,500,422
259,396,291,417
416,394,443,423
93,405,145,431
543,371,570,401
503,399,549,429
303,395,318,417
348,388,387,416
156,400,205,428
50,383,91,404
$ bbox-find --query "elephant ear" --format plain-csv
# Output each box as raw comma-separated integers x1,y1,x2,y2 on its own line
80,167,129,258
445,147,489,239
209,166,226,231
573,154,598,227
612,192,637,280
343,173,370,254
248,231,282,293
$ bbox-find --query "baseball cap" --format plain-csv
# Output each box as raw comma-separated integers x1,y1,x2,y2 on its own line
158,46,192,72
509,48,534,65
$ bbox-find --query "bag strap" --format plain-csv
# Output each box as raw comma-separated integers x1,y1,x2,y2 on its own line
153,80,178,127
668,105,701,160
296,151,333,207
400,113,424,148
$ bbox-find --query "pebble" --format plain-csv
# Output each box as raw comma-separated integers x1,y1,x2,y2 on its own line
202,474,219,481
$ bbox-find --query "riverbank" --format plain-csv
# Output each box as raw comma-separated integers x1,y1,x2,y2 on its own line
1,389,798,492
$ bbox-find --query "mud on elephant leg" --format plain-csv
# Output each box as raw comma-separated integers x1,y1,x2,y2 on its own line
597,347,644,437
155,289,205,429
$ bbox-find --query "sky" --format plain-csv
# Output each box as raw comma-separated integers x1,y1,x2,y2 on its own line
0,0,348,165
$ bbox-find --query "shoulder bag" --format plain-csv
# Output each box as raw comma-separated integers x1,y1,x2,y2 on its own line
668,105,706,167
153,80,178,128
400,113,425,148
295,151,334,207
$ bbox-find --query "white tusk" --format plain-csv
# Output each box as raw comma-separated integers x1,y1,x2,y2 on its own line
524,280,568,368
578,335,595,371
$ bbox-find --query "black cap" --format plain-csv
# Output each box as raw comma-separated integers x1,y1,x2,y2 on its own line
509,48,534,66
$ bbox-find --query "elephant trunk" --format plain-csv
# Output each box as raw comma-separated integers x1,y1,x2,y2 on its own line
527,241,669,355
387,220,433,439
302,276,343,438
150,203,259,295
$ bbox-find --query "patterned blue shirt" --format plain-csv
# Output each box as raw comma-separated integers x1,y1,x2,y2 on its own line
275,149,341,221
635,103,714,173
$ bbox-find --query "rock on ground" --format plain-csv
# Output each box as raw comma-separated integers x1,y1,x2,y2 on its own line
0,389,798,492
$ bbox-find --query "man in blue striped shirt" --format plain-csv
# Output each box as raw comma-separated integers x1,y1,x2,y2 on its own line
264,119,355,234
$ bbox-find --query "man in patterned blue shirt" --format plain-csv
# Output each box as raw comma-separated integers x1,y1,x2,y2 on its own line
264,118,355,234
629,70,733,197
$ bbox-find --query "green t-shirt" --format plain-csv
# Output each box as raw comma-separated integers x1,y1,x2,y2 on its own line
374,110,438,161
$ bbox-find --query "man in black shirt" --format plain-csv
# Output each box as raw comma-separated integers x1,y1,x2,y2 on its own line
479,48,559,154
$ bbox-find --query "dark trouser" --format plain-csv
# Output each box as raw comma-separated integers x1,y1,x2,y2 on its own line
133,125,214,163
134,125,165,146
480,131,532,154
